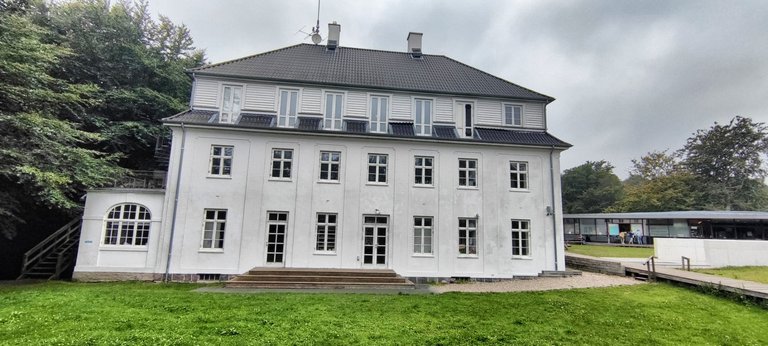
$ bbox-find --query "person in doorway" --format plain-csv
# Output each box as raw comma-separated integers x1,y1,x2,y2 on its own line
619,231,626,244
627,230,635,244
635,229,643,245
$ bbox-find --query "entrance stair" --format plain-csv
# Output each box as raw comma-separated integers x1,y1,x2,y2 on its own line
17,218,81,280
226,268,415,289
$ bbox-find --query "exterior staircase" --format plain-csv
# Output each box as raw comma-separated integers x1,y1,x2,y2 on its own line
227,268,416,289
17,218,81,280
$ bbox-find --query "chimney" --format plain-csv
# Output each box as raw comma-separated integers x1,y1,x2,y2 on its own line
327,22,340,50
407,32,423,58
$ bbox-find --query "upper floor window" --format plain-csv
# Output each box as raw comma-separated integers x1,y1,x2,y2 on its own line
209,145,233,177
202,209,227,249
504,104,523,127
315,213,337,253
324,92,343,130
370,95,389,133
367,154,388,184
278,89,299,128
103,204,151,246
271,149,293,179
458,158,478,187
414,98,433,136
511,219,530,257
414,156,434,186
458,217,478,256
510,161,528,189
319,151,341,182
220,85,242,124
463,104,473,138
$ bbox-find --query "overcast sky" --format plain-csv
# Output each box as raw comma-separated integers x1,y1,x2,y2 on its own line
148,0,768,178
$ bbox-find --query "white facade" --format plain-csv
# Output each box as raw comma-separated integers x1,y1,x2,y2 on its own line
655,238,768,267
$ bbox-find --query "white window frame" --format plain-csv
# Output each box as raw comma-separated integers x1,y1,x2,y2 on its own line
367,153,388,184
458,217,478,256
414,156,434,186
458,158,478,188
369,95,389,133
208,145,233,177
413,98,433,136
510,161,529,190
511,219,531,258
265,211,289,263
503,103,524,127
456,101,475,138
315,212,338,253
413,216,433,256
201,209,227,250
102,203,151,247
219,84,243,124
270,148,293,180
323,91,344,131
319,151,341,182
277,88,300,128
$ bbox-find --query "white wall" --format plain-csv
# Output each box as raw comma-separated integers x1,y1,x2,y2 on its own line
655,238,768,267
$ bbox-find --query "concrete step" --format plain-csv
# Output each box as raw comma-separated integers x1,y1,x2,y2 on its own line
228,267,415,289
226,281,415,290
232,274,409,283
539,270,582,278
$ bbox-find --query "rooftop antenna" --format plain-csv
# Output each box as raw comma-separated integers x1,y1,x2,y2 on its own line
297,0,323,44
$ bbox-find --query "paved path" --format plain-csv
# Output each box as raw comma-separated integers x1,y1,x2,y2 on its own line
624,262,768,299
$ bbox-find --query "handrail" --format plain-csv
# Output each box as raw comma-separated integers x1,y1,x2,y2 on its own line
681,256,691,271
19,218,81,278
643,255,658,282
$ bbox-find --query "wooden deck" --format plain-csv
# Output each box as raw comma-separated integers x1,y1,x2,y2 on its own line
624,263,768,300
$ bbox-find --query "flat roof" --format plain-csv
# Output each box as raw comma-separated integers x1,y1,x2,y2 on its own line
563,211,768,221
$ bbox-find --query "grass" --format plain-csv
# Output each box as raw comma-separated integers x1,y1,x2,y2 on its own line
693,266,768,284
566,244,654,258
1,282,767,345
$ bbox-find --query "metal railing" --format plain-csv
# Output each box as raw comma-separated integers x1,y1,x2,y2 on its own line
18,218,82,279
110,170,167,189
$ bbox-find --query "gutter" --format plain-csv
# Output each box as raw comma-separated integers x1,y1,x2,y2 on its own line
549,145,560,271
164,123,186,282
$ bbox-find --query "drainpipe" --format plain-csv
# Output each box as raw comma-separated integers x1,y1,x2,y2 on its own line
549,145,560,271
164,123,186,282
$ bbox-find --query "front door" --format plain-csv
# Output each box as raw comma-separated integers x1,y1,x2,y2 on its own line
266,212,288,265
363,215,388,267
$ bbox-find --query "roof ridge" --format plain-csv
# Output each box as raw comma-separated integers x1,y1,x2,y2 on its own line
189,44,306,72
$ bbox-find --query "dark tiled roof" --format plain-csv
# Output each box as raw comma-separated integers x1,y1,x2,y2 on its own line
434,125,458,139
163,110,571,148
189,44,553,102
344,120,367,133
297,117,321,131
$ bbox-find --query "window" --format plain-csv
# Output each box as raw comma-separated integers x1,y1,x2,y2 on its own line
201,209,227,249
510,161,528,189
324,92,343,130
220,85,242,124
103,204,151,246
413,216,433,255
271,149,293,179
209,145,233,177
367,154,388,183
414,98,433,136
458,158,478,187
278,89,299,128
414,156,434,185
463,104,473,138
266,212,288,263
319,151,341,181
511,220,530,257
370,95,389,133
458,218,478,255
315,213,337,252
504,104,523,127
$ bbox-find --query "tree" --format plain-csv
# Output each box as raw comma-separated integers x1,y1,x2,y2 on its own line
609,173,698,212
679,116,768,210
629,150,680,180
561,161,623,213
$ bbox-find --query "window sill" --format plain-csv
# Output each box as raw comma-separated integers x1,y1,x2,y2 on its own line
457,254,479,259
268,178,293,182
413,184,435,189
509,188,530,193
365,182,388,187
98,246,148,252
206,175,232,180
198,248,225,253
412,254,434,258
317,180,341,184
457,186,479,191
313,251,337,256
511,255,533,260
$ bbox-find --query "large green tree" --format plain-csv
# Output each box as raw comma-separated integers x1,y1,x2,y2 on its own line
561,161,623,213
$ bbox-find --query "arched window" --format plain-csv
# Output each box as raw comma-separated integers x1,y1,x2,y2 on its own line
103,204,151,246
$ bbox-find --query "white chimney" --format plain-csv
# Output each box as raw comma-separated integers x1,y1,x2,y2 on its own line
407,32,423,57
327,22,340,50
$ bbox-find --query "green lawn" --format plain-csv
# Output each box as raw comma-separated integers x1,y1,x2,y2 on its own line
693,266,768,284
566,244,654,258
1,282,766,345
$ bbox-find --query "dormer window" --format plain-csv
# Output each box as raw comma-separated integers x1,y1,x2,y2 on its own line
463,104,473,138
278,89,299,128
414,98,433,136
504,104,523,127
220,85,242,124
324,92,343,131
370,95,389,133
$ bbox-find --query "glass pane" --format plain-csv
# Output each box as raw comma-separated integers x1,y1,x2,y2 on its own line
290,92,298,116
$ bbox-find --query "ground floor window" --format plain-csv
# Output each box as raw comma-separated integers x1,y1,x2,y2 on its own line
202,209,227,249
458,218,478,255
413,216,433,255
103,204,151,246
315,213,337,252
511,219,530,257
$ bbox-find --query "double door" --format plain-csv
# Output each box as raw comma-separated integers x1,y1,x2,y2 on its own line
363,216,388,267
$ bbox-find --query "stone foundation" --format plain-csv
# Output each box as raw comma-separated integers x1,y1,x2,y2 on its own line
72,271,233,282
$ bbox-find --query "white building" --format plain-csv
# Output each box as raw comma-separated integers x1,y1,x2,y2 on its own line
73,25,571,281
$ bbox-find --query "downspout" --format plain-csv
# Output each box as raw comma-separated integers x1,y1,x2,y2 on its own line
549,145,560,271
164,123,186,282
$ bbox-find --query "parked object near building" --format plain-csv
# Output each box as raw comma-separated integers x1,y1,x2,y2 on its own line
71,24,571,282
